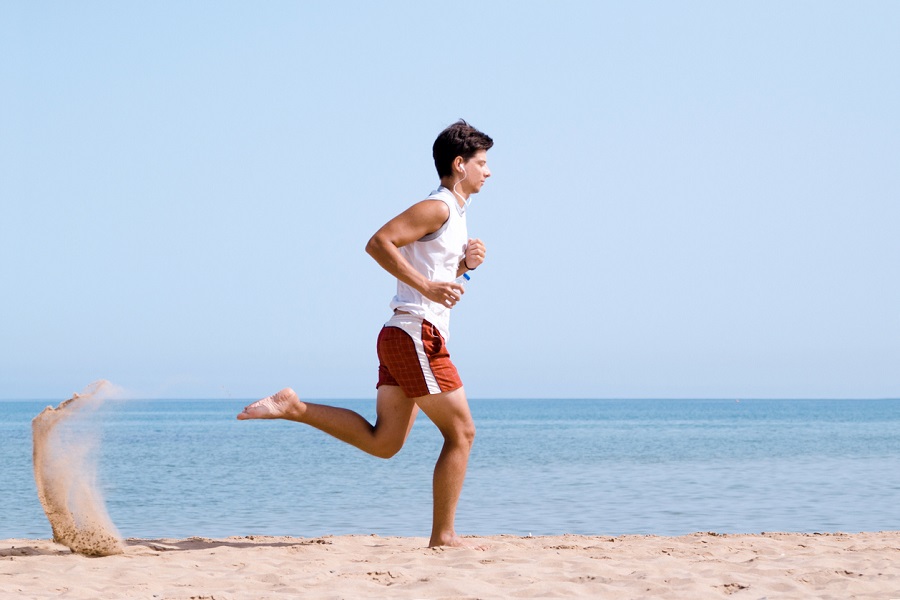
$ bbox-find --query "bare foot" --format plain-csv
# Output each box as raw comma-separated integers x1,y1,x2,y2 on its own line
429,534,490,551
237,388,305,421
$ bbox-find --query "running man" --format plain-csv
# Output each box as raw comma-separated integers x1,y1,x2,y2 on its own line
238,120,493,548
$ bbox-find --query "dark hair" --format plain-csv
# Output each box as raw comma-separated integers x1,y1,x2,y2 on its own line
432,119,494,178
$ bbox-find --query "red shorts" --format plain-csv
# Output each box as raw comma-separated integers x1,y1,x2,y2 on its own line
376,315,462,398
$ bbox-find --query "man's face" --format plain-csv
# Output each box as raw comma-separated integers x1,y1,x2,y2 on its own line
460,149,491,194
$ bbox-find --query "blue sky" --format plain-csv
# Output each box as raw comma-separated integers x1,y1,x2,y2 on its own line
2,2,898,400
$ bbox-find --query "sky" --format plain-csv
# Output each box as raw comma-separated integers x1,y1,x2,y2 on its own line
2,2,898,400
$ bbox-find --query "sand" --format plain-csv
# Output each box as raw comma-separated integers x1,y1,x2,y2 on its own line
31,381,124,557
1,531,898,599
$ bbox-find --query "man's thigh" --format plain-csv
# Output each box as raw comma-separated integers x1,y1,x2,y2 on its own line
374,384,419,444
413,387,474,440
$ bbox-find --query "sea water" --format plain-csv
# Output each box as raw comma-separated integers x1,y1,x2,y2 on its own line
2,398,899,539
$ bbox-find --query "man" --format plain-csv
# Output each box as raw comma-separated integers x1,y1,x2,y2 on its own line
237,120,493,548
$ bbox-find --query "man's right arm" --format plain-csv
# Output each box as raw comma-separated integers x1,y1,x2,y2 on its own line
366,200,466,308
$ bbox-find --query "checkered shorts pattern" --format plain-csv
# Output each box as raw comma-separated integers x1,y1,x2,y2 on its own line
376,316,462,398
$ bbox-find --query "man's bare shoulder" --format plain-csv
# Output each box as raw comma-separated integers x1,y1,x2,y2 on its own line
403,198,450,227
368,198,451,249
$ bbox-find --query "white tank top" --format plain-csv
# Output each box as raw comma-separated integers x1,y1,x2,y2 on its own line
388,186,468,342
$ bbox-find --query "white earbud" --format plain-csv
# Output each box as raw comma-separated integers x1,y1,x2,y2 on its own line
452,160,471,209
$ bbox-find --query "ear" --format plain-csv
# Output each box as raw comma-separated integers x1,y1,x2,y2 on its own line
456,157,466,172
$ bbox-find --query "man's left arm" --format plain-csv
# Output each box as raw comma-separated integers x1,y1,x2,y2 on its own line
457,238,486,277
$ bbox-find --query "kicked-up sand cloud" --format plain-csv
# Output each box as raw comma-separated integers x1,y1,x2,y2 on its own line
31,380,124,556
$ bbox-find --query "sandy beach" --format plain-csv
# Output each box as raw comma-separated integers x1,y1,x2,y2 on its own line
2,531,899,599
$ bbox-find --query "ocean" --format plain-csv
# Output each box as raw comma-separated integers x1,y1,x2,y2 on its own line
3,398,899,540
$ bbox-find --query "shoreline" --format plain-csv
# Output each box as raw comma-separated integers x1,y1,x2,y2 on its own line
2,531,899,599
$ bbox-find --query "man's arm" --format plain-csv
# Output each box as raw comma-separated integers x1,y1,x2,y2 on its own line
456,238,486,277
366,200,466,307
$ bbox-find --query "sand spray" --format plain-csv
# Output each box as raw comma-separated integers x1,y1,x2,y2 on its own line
31,380,125,556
